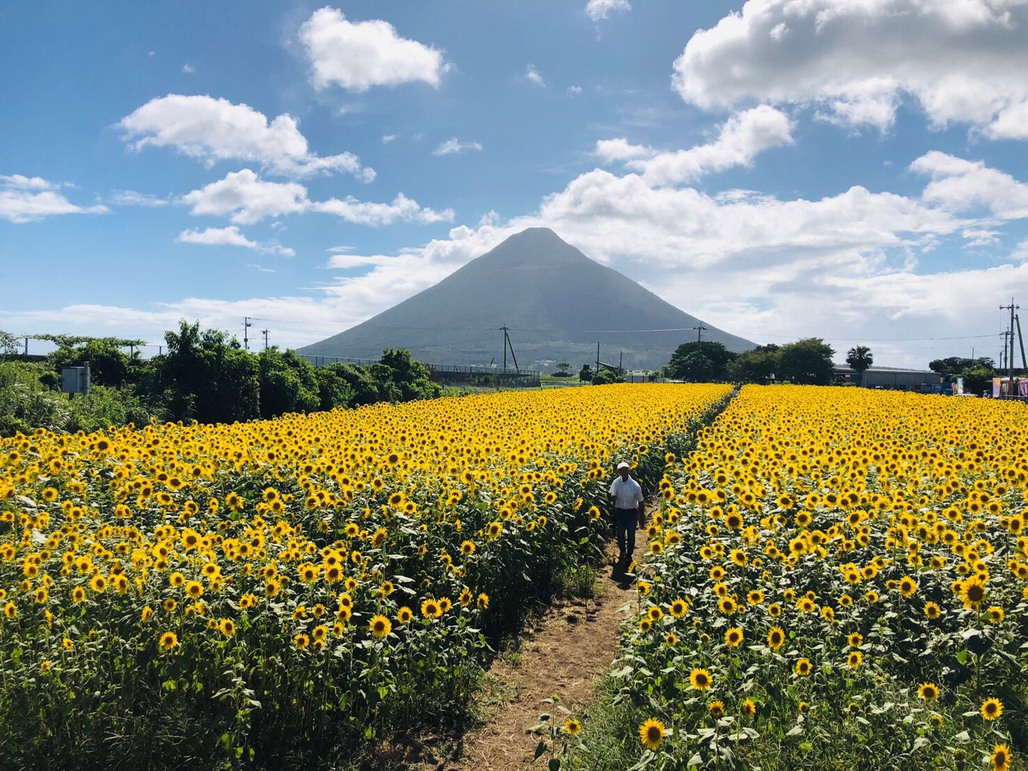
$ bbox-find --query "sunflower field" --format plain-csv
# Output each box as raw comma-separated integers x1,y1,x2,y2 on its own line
0,382,731,769
573,385,1028,771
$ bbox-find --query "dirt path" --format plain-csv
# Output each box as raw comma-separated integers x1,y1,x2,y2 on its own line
433,539,645,770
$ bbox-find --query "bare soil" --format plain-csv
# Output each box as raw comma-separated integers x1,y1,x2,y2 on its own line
403,538,644,771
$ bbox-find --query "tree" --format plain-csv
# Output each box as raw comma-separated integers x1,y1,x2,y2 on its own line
728,344,779,383
846,345,874,387
257,348,321,419
591,368,618,385
666,341,735,382
368,349,440,403
777,338,835,385
162,321,259,423
578,364,593,383
553,362,572,377
48,337,138,388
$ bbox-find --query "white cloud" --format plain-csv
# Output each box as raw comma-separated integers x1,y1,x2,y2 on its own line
524,65,546,88
181,169,452,227
911,151,1028,219
0,174,54,190
612,106,794,184
299,7,448,93
595,138,655,163
176,225,295,256
0,175,107,223
586,0,631,22
672,0,1028,136
181,170,309,224
118,94,374,180
311,193,454,226
382,134,397,143
568,85,583,96
108,190,170,207
182,63,195,74
433,138,483,156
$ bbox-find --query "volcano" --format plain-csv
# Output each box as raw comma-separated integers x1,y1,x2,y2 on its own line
298,228,754,371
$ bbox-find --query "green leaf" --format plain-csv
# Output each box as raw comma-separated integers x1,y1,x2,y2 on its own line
548,759,561,771
534,740,547,761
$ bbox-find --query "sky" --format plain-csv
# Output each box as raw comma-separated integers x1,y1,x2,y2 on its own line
2,0,1027,370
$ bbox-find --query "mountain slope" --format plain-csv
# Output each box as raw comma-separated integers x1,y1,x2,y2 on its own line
299,228,754,370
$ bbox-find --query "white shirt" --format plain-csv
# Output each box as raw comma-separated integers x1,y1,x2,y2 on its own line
609,475,643,509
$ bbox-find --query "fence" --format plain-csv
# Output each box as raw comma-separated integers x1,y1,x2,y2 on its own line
295,354,542,388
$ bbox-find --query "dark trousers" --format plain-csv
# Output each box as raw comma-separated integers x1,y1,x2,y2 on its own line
614,507,638,559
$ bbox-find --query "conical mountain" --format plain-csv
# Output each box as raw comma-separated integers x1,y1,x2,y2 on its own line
299,228,754,370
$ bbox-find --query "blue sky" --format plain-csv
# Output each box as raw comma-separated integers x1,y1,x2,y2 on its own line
2,0,1027,369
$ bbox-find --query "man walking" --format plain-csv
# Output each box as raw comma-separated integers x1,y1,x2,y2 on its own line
609,461,645,568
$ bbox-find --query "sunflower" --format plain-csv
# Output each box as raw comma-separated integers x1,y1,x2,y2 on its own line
898,576,918,597
708,700,725,718
293,633,310,650
158,631,178,651
980,698,1003,720
396,606,413,624
847,651,863,668
689,668,712,690
639,718,666,751
918,682,940,701
991,743,1012,771
767,627,786,650
669,599,688,618
961,578,987,608
795,658,812,676
218,618,235,637
985,606,1005,624
563,718,582,736
89,574,107,593
848,632,863,648
724,627,744,647
742,698,757,718
421,599,441,618
369,614,392,638
923,601,941,619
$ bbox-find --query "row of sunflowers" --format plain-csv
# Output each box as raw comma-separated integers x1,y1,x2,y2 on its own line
571,385,1028,771
0,382,732,768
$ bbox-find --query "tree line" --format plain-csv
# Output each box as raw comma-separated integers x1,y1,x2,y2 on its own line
0,322,439,437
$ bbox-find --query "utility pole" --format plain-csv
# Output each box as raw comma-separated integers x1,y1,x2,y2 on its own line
596,341,600,374
499,326,519,373
244,316,253,351
1016,314,1027,370
262,329,269,350
1000,299,1019,395
693,325,708,343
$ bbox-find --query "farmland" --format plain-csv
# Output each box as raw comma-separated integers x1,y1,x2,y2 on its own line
571,386,1028,771
0,383,731,768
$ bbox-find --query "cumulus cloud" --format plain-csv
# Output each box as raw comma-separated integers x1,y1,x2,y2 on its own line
311,193,454,226
433,138,483,156
176,225,295,256
0,174,107,223
672,0,1028,137
118,94,374,180
597,106,794,184
299,6,448,92
182,170,309,224
585,0,631,21
181,169,452,227
911,151,1028,219
524,65,546,88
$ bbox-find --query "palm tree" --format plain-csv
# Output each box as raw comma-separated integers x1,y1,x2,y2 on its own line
846,345,874,387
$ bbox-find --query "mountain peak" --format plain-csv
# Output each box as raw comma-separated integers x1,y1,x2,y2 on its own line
300,229,754,369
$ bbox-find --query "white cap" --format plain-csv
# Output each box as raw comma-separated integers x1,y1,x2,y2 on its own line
617,461,630,470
